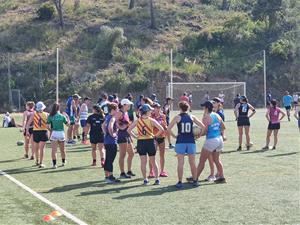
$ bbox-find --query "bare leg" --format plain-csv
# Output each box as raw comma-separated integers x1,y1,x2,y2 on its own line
266,130,272,147
39,142,46,164
51,141,58,161
149,156,159,179
118,143,127,173
238,126,243,147
98,143,105,160
126,142,134,172
273,129,279,147
208,154,215,176
140,155,147,179
59,141,66,161
34,142,39,164
24,135,29,156
196,149,210,178
212,152,224,178
188,154,197,180
245,126,250,146
159,142,166,173
30,136,34,158
177,154,185,182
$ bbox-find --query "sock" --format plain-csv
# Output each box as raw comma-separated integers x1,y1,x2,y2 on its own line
62,159,65,163
82,132,85,141
93,159,96,163
52,159,56,166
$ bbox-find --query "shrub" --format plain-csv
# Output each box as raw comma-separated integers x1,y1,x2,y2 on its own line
37,4,55,20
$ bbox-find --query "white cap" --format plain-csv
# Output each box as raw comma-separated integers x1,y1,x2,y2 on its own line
121,99,133,105
36,101,46,112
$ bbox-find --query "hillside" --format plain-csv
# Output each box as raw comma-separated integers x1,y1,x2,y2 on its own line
0,0,299,110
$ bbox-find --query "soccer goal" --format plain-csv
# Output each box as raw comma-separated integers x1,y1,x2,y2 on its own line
166,82,246,109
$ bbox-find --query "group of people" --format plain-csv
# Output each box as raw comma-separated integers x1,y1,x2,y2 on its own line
17,89,300,188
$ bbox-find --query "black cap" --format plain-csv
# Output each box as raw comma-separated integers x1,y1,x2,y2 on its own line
201,100,214,109
84,97,91,101
213,97,221,103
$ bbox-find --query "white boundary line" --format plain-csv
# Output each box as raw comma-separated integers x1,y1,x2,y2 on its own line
0,169,88,225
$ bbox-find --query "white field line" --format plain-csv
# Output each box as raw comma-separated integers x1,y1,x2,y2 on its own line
0,169,88,225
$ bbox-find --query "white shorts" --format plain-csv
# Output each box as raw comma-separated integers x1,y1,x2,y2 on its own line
50,131,65,142
203,136,223,152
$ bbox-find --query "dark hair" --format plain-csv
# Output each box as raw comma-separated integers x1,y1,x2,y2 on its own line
93,105,104,117
143,97,153,106
108,102,118,113
26,101,35,109
101,93,108,100
178,101,189,112
207,106,213,113
50,103,60,117
271,99,277,108
127,96,133,101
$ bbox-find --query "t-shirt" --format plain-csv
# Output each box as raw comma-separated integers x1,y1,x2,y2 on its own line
100,101,109,115
293,95,299,102
283,95,292,107
47,113,67,131
87,114,104,135
180,96,189,102
3,115,11,128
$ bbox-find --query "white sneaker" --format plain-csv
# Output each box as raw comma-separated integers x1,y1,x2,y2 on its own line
52,165,57,169
62,161,66,167
205,175,216,182
39,164,45,168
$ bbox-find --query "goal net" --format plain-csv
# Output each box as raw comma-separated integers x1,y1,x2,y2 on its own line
11,89,21,112
166,82,246,109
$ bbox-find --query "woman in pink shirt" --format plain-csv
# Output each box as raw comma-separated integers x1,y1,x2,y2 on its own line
262,99,285,150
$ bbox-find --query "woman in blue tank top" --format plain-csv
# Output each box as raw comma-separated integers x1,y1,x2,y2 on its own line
102,102,120,184
167,101,205,188
196,101,226,184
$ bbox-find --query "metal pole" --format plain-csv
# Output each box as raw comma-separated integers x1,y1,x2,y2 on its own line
18,89,21,112
170,49,173,111
263,50,267,108
7,54,12,107
56,48,59,103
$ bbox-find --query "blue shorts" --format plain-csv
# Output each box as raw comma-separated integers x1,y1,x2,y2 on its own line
298,119,300,128
175,143,196,155
80,120,87,127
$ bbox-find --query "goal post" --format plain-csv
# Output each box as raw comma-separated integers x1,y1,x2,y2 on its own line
166,82,246,109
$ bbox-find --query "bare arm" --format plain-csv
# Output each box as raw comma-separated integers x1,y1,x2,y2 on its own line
265,109,270,122
279,108,286,121
248,103,256,118
127,120,138,139
108,117,117,137
167,115,180,139
22,112,27,130
151,118,164,138
234,103,240,120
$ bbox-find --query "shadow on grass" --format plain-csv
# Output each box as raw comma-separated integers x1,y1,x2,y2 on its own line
43,180,106,193
240,149,269,154
67,148,91,153
112,182,219,200
42,165,92,174
266,152,299,157
2,166,51,175
66,145,91,150
0,158,23,163
221,150,239,154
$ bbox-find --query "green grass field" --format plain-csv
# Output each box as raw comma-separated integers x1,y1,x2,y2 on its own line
0,109,299,225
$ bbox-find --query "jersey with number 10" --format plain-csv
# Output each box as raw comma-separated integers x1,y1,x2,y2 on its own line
176,113,195,144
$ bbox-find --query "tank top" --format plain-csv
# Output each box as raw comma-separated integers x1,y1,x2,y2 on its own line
33,112,48,131
118,110,130,127
176,113,195,144
104,115,118,145
80,104,88,120
137,117,154,140
238,103,249,118
207,113,221,139
269,107,280,124
26,110,34,128
152,113,166,137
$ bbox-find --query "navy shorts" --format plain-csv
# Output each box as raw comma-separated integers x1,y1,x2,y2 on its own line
285,106,291,110
24,127,33,136
155,137,165,145
90,133,104,144
137,139,156,156
268,122,280,130
237,117,250,127
33,130,48,143
80,120,87,127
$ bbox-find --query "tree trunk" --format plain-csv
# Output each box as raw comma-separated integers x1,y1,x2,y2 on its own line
74,0,80,11
53,0,64,29
221,0,229,10
149,0,156,29
128,0,135,9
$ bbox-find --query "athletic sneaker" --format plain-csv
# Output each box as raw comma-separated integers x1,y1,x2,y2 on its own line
272,146,276,150
175,181,183,189
120,172,131,179
52,165,57,169
262,146,269,150
35,161,39,166
237,146,242,151
214,177,226,184
106,175,121,184
77,135,81,140
246,145,251,151
169,144,175,149
148,170,155,178
143,179,149,185
81,140,88,145
67,140,76,145
24,154,29,158
62,161,66,167
127,171,136,177
192,180,200,187
39,164,45,168
153,179,160,185
186,176,193,183
159,171,169,177
91,161,96,166
29,156,34,160
204,175,216,182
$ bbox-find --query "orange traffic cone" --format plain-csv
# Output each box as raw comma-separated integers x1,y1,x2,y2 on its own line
50,210,62,217
42,215,55,222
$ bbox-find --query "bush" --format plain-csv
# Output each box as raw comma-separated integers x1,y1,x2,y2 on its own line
37,4,55,20
125,55,142,74
127,75,150,92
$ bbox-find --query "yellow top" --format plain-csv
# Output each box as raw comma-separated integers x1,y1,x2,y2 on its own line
137,117,154,140
33,112,48,131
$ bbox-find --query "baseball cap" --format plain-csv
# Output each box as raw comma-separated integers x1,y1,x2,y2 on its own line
84,97,91,101
200,100,214,110
141,104,154,112
213,97,221,103
108,95,114,102
153,102,161,108
121,98,133,105
36,101,46,112
73,94,81,99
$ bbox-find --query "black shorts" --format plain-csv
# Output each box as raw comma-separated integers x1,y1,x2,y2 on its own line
237,117,250,127
285,106,291,110
117,136,132,144
33,130,48,143
23,127,33,136
137,139,156,156
294,101,298,105
155,137,165,144
268,122,280,130
90,133,104,144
